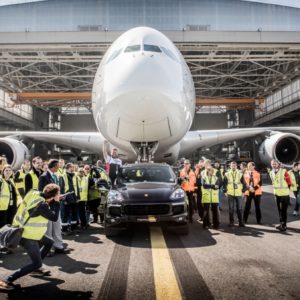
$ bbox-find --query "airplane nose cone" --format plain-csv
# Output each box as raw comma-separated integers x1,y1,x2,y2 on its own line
93,50,194,146
105,52,182,100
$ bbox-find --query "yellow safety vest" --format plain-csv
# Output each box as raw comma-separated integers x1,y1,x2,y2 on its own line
0,179,10,211
13,190,48,240
269,168,290,196
29,170,39,190
201,175,219,204
76,175,89,201
56,168,66,179
61,173,78,194
220,168,225,180
225,170,243,196
201,168,217,178
288,170,298,192
14,169,26,190
88,174,101,201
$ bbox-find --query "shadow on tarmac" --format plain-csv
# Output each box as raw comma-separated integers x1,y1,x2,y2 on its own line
5,277,93,300
107,222,218,249
44,254,99,274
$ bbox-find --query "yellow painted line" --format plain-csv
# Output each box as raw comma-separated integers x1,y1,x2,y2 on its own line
150,226,182,300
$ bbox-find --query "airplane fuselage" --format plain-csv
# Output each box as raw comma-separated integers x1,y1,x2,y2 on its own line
92,27,195,161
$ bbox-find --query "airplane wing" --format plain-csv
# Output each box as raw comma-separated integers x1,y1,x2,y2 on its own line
0,131,105,153
0,131,108,169
179,127,300,167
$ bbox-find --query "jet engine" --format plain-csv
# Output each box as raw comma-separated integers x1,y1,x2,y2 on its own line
258,132,300,167
0,138,30,170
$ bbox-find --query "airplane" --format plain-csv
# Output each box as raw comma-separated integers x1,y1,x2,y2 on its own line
0,27,300,170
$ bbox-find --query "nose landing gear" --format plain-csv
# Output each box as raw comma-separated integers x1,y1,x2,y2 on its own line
130,141,159,163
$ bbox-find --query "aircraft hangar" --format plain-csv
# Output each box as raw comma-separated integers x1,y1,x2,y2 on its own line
2,2,300,300
0,0,300,162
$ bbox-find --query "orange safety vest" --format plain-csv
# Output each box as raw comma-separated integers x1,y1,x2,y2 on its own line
180,169,196,192
243,170,262,196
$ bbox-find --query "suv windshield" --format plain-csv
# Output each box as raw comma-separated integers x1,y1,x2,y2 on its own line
119,165,176,184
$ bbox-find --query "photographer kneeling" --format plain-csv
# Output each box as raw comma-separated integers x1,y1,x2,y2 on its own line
0,184,61,291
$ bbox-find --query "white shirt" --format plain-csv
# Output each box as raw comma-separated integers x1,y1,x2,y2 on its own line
106,156,122,166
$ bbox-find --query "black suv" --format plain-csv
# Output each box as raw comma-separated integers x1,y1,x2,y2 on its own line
103,163,189,237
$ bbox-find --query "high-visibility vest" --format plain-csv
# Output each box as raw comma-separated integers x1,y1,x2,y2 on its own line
201,168,217,178
225,170,243,196
29,170,39,190
13,190,48,240
180,169,196,192
76,175,89,202
269,168,290,196
288,170,298,192
0,179,10,211
56,168,66,179
14,169,26,190
243,170,262,196
61,173,78,194
220,168,225,180
201,175,219,203
88,174,101,200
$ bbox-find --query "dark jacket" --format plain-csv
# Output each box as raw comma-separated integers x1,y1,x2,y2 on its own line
38,171,57,192
28,194,60,222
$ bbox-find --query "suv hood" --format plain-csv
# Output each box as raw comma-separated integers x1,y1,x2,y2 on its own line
118,182,177,203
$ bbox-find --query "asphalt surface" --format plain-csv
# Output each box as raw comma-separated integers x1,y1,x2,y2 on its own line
1,185,300,300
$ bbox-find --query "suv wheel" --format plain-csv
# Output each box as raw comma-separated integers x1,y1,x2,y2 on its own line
104,216,118,238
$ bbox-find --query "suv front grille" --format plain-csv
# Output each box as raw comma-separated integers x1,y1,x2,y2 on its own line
124,204,170,215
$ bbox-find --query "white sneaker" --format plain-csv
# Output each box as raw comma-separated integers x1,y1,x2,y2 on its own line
292,211,298,216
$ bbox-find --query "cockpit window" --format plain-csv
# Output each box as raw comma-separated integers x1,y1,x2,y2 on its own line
143,44,162,53
124,45,141,52
160,46,179,62
106,48,122,63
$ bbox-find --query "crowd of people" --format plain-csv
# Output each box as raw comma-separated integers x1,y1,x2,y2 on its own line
178,158,300,231
0,151,299,290
0,147,121,291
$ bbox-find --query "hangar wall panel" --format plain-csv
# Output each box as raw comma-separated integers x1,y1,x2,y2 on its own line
190,113,227,130
0,0,300,32
61,114,97,132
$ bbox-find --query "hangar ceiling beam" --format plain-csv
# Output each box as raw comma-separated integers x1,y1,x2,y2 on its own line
1,33,300,107
196,98,264,108
9,92,264,109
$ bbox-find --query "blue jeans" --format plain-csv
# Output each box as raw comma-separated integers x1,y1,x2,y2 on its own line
294,191,300,212
228,195,243,223
6,236,53,283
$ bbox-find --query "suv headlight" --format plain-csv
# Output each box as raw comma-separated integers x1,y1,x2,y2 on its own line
107,190,124,203
170,188,185,200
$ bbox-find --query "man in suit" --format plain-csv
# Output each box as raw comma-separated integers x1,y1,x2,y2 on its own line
39,159,69,255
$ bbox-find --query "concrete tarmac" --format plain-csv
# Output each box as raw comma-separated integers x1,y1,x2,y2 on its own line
1,185,300,300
